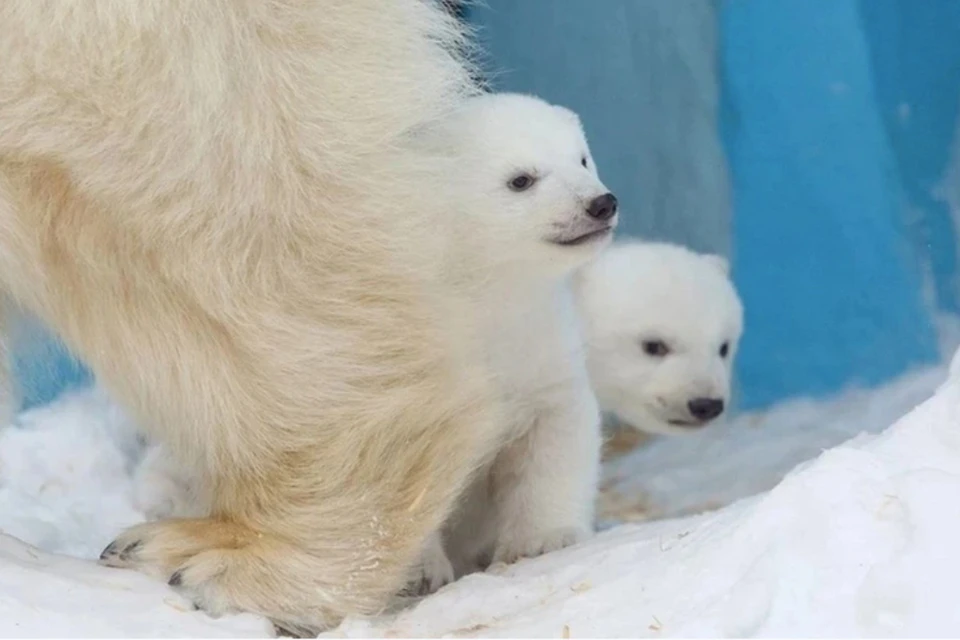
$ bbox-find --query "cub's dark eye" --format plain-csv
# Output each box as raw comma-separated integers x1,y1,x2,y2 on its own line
641,340,670,357
508,173,536,192
719,342,730,358
581,156,588,168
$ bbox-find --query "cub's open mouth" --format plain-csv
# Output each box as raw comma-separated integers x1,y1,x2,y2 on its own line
549,226,612,247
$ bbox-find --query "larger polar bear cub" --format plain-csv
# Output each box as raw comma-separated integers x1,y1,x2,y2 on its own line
574,241,744,436
408,92,618,586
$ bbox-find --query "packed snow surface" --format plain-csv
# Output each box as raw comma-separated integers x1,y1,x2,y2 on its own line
1,357,958,637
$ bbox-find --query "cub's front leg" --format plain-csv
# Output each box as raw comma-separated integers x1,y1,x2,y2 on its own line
402,531,455,596
489,374,601,565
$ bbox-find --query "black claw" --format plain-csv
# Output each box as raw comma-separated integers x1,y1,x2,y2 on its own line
168,570,183,587
272,622,314,638
420,578,431,595
119,540,141,561
99,541,120,561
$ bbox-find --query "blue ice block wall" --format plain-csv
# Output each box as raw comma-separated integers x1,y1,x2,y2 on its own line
8,0,960,413
857,0,960,316
469,0,960,410
10,315,91,412
719,0,946,407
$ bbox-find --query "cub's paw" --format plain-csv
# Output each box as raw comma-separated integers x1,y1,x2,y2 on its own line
401,533,455,596
132,445,204,520
491,526,591,566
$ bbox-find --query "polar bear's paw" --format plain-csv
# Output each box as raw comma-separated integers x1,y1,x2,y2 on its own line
99,519,339,637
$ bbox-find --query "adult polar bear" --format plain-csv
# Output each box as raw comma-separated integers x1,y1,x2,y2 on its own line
0,0,500,635
132,93,620,595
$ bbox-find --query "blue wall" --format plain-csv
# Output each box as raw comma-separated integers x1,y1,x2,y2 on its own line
720,0,943,407
858,0,960,315
468,0,732,256
10,318,90,412
8,0,960,414
470,0,959,410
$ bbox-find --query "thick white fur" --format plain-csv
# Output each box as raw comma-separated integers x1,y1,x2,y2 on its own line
134,443,207,521
410,93,615,584
0,0,511,634
430,277,603,582
574,241,744,436
137,93,617,594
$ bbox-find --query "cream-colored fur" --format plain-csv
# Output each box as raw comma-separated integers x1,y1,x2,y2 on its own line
0,0,505,635
134,93,615,597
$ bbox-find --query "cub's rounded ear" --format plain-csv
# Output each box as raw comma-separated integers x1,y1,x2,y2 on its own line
702,253,730,276
551,103,583,129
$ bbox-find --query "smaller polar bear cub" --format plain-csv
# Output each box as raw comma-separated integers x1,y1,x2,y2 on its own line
573,241,744,436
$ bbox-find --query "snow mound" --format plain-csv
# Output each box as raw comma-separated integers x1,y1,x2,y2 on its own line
0,388,143,558
1,359,959,637
599,366,947,524
0,390,273,637
327,365,960,637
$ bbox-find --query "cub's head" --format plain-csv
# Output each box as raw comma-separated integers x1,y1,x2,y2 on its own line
416,93,617,278
574,241,744,436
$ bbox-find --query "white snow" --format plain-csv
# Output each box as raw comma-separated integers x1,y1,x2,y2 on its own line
0,388,143,558
1,354,959,637
0,533,271,638
0,389,273,638
598,365,948,526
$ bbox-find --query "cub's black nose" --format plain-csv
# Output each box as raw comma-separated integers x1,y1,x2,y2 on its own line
688,397,724,421
586,193,618,221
